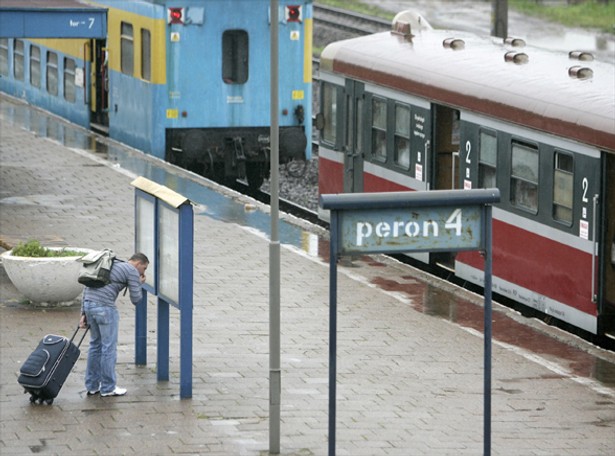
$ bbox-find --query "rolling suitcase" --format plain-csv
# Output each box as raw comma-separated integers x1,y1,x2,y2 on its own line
18,326,88,404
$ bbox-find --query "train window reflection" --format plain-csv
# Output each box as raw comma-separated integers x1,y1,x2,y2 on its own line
14,40,24,81
64,58,76,103
141,29,151,81
222,30,248,84
121,22,134,76
394,104,410,169
30,45,40,88
511,141,538,213
553,152,573,225
322,83,338,144
46,51,58,96
371,97,387,162
479,131,497,188
0,39,8,76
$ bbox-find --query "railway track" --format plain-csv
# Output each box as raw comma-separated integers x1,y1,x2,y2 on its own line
313,3,391,36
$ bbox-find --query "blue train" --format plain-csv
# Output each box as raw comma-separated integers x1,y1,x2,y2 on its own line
0,0,313,188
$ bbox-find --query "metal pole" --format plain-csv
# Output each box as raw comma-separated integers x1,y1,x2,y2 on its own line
328,212,338,456
135,290,147,365
491,0,508,38
484,205,493,456
269,0,281,453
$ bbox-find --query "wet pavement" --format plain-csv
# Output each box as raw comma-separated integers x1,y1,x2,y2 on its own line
1,93,615,454
361,0,615,62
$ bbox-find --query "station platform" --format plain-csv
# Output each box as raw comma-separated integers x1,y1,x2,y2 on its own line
1,98,614,455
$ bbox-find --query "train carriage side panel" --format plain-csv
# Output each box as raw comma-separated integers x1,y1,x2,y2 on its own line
103,1,166,157
0,37,90,128
456,114,603,334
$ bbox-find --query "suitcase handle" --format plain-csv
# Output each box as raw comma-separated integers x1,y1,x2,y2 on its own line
69,325,89,348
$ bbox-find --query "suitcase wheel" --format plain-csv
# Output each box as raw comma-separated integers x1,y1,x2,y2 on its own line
28,394,53,405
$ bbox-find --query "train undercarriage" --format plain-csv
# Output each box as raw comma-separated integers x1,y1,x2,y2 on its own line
165,126,307,190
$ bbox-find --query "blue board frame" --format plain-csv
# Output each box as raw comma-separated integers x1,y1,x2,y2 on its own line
133,178,194,399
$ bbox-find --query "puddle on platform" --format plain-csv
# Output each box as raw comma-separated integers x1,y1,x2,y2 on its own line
371,275,615,388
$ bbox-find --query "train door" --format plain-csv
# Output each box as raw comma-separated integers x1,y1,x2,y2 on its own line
599,152,615,337
342,80,364,193
431,104,461,190
90,39,109,133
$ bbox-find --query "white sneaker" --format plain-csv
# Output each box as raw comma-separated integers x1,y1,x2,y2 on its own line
101,387,127,397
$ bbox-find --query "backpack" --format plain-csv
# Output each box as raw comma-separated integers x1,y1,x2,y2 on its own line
77,249,116,288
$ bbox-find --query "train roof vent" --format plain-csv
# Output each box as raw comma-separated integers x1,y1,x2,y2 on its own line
504,51,529,64
391,20,413,39
504,37,526,48
443,38,465,50
568,65,594,79
392,10,433,31
569,50,594,61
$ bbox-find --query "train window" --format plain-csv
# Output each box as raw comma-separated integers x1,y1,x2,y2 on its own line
222,30,249,84
121,22,134,76
64,58,76,103
13,40,24,80
322,83,338,144
141,29,151,81
371,97,387,162
478,131,497,188
0,39,9,76
46,51,58,96
553,152,574,225
511,141,539,214
394,104,410,169
30,45,41,88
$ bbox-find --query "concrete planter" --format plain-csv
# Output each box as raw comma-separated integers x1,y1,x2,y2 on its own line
0,248,94,306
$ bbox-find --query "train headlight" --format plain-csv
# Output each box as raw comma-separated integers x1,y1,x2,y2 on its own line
286,5,302,23
168,7,184,25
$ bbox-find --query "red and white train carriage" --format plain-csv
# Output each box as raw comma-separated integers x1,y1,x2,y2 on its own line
316,12,615,338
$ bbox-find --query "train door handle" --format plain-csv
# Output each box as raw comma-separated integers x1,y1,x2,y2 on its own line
591,194,599,303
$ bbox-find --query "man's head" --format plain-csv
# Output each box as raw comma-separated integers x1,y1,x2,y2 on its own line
129,252,149,276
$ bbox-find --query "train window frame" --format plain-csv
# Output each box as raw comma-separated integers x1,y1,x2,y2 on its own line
30,45,41,88
478,130,497,188
510,141,539,214
222,29,249,85
552,151,574,226
393,103,411,170
141,28,151,82
121,21,134,76
13,39,24,81
0,38,8,76
46,51,58,96
321,82,339,146
371,96,387,163
63,57,76,103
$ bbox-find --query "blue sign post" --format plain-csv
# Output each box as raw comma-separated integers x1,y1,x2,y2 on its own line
131,177,194,399
320,188,500,456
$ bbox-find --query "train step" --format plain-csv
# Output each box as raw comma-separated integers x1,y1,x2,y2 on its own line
90,123,109,136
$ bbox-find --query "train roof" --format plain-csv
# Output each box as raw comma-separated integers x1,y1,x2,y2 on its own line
320,24,615,152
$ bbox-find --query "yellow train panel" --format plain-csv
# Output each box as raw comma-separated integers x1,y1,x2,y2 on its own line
30,39,88,59
105,7,166,84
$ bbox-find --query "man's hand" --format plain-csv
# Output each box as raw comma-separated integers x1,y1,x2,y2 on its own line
79,314,88,328
140,274,146,284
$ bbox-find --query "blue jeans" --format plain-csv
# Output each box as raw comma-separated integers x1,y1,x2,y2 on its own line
83,301,119,394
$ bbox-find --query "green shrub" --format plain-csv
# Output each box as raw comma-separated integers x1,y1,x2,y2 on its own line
11,240,84,258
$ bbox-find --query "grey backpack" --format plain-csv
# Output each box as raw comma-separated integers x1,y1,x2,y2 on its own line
77,249,116,288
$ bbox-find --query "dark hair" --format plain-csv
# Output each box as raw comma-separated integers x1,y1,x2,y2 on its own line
129,252,149,264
